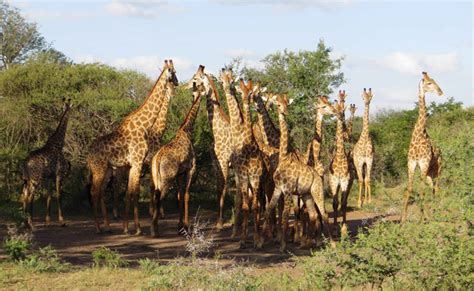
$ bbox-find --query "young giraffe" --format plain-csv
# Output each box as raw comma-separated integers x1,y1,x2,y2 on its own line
261,94,335,251
401,72,444,223
353,88,374,208
220,69,264,248
87,60,178,234
328,90,352,235
203,72,233,230
22,98,72,229
150,65,208,237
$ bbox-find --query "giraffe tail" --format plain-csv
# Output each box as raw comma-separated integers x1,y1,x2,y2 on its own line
83,173,93,208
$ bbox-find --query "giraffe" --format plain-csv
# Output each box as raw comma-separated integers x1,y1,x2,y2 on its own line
401,72,444,223
328,90,353,235
21,98,72,229
87,60,178,234
220,69,264,249
203,72,233,230
108,77,173,221
353,88,374,208
260,94,335,252
150,65,208,237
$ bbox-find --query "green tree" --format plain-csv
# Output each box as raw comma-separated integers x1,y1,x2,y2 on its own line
242,39,345,149
0,1,47,69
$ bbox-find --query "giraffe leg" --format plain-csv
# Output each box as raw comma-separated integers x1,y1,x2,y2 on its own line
250,176,263,249
420,161,433,222
261,186,283,244
239,181,250,249
365,160,373,204
231,176,242,239
184,160,196,231
124,165,142,235
279,193,291,253
176,174,186,231
215,158,229,230
311,176,335,247
55,175,65,226
151,183,169,238
292,195,301,244
329,176,339,228
22,182,35,229
148,182,155,218
355,162,364,208
340,179,350,237
301,193,318,248
402,160,417,224
46,181,53,226
90,169,107,234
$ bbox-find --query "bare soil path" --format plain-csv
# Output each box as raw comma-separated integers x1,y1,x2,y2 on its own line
0,207,396,267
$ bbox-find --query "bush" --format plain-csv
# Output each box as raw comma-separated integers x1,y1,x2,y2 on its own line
3,224,32,261
138,258,160,274
91,247,128,269
20,245,70,273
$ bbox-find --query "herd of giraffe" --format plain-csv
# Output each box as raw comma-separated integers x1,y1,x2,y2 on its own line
20,60,444,251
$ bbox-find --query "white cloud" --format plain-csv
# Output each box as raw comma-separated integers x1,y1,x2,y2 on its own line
104,0,185,18
376,52,459,75
74,54,193,78
225,49,256,58
213,0,353,10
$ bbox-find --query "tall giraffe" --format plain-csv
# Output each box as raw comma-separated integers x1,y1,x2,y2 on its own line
261,94,335,251
151,65,208,237
353,88,374,208
328,90,352,235
204,72,233,230
22,98,72,229
220,69,264,248
110,72,174,221
87,60,178,234
401,72,443,223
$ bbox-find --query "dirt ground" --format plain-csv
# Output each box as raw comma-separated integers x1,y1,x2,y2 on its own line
0,206,397,267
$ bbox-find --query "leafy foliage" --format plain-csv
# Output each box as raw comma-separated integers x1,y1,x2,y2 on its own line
20,245,70,273
91,247,128,269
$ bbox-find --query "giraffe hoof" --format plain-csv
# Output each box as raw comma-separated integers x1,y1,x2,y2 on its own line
357,201,362,208
279,245,287,253
239,241,246,249
135,229,142,236
215,221,224,231
59,222,67,227
123,229,130,235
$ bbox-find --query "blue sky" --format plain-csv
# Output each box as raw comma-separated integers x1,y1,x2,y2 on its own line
10,0,473,113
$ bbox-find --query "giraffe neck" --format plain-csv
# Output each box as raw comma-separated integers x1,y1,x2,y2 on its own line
315,110,323,140
123,70,169,130
242,92,253,138
255,95,279,146
45,107,71,151
205,75,229,126
347,113,355,142
335,116,345,158
222,82,243,131
150,88,172,139
180,94,202,135
360,103,370,139
415,84,427,131
278,111,289,158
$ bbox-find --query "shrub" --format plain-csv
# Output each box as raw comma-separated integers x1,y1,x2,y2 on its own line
20,245,70,273
91,247,128,269
3,224,33,261
138,258,160,274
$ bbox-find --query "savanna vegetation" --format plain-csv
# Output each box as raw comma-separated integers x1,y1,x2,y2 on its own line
1,1,473,289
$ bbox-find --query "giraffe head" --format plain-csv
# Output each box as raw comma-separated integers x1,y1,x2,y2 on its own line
187,65,210,100
361,88,374,105
219,68,236,92
274,94,290,115
316,95,336,117
420,72,443,96
333,97,346,121
337,90,347,105
349,104,357,115
163,60,179,97
61,97,73,112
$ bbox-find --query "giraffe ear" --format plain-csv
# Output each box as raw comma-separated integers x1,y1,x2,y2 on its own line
288,98,295,105
261,87,267,93
261,95,268,102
